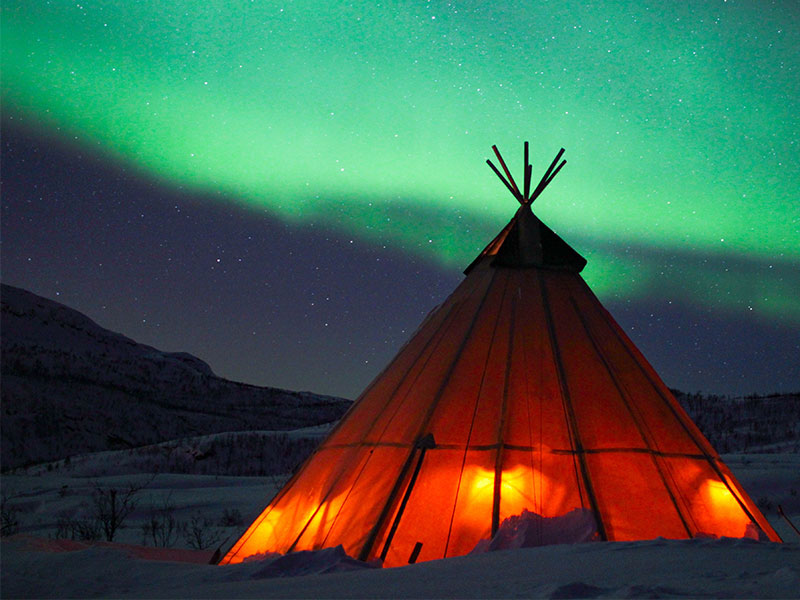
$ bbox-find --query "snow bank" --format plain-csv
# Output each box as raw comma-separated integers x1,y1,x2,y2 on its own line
248,545,380,579
473,508,598,554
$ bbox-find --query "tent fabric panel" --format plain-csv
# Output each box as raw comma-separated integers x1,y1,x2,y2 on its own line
325,269,490,449
503,271,573,451
469,273,519,447
426,270,513,447
289,485,353,552
221,445,362,563
575,278,721,458
326,308,452,448
542,272,649,450
567,277,714,456
661,456,760,539
363,268,499,447
498,448,585,523
323,317,447,447
293,445,411,556
442,449,497,558
377,449,471,567
585,452,691,541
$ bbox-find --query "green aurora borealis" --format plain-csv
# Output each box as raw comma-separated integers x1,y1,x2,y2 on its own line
2,0,798,322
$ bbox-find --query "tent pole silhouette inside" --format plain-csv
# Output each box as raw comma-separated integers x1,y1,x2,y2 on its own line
220,144,781,567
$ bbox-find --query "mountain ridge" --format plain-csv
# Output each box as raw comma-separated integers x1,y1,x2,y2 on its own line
1,284,352,470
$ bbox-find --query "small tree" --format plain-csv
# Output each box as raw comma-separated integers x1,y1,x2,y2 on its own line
91,478,151,542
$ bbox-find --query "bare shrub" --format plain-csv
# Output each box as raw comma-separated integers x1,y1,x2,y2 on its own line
140,493,181,548
1,495,20,537
184,512,223,550
55,516,101,541
218,508,243,527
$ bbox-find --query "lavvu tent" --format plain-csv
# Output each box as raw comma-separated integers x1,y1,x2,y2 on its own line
220,144,781,568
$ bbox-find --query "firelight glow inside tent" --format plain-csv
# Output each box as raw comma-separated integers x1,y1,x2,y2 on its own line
221,145,781,567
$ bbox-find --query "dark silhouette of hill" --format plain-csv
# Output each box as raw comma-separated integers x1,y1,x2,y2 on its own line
1,284,351,470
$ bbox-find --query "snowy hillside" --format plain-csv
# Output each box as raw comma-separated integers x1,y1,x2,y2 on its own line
676,390,800,453
0,284,351,470
20,426,336,478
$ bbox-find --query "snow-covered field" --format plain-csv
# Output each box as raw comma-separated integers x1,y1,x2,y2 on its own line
2,452,799,599
3,534,798,599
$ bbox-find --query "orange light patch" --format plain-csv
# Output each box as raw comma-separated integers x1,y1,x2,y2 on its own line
701,479,751,538
463,464,553,520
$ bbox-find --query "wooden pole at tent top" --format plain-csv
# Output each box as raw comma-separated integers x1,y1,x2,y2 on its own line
486,144,566,205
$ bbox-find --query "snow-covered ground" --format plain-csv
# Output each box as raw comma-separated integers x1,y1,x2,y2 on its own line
2,534,798,599
2,452,799,598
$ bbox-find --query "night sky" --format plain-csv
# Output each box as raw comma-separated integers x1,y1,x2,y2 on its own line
2,1,798,399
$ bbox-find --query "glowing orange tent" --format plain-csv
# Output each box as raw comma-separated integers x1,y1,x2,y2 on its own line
221,144,780,567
